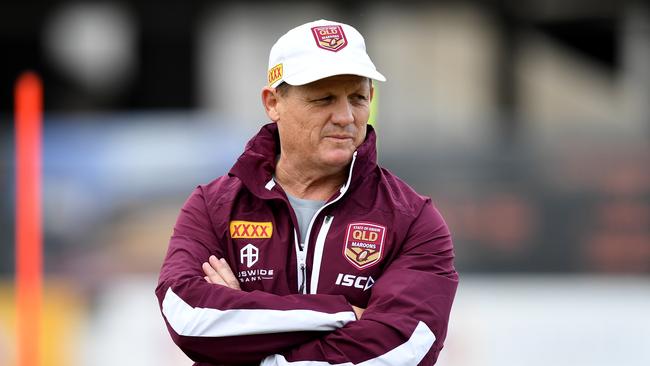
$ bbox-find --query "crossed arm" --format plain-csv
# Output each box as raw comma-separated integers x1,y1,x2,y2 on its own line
201,255,366,319
157,187,457,365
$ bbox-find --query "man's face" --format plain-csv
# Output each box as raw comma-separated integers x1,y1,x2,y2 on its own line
273,75,373,170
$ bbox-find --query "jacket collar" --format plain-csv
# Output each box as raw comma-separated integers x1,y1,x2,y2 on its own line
229,122,378,199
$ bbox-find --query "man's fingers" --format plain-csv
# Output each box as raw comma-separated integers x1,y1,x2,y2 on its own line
202,256,241,291
351,305,365,319
202,261,227,286
210,256,241,290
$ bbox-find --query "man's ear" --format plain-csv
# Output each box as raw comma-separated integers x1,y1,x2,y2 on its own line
369,83,374,103
261,87,280,121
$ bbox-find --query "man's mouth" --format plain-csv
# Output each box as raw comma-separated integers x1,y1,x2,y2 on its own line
325,135,354,140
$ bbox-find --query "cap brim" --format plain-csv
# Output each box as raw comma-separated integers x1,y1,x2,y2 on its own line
284,63,386,86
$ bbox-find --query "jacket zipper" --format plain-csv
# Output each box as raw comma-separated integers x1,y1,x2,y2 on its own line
298,262,306,294
309,215,334,294
293,151,358,294
294,230,307,294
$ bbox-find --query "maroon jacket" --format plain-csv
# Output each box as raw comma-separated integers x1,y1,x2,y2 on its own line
156,123,458,365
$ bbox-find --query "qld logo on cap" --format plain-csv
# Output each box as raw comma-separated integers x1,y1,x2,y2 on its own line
311,25,347,52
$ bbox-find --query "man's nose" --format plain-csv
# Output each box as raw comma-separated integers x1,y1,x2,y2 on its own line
330,99,354,126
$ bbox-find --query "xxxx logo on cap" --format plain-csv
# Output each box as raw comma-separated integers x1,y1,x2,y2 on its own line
343,222,386,269
268,63,283,86
311,25,347,52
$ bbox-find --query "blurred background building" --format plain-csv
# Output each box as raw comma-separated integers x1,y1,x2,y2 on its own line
1,0,649,365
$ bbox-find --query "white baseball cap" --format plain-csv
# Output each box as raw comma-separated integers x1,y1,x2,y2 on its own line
267,19,386,88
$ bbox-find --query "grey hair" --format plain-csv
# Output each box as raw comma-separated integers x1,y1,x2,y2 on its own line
274,78,372,97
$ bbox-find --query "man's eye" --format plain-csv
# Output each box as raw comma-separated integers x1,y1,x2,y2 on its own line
313,96,333,103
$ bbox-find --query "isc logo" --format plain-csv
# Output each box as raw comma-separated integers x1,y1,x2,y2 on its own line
335,273,375,291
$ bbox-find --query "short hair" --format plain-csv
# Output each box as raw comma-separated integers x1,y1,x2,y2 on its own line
274,78,372,97
275,82,291,97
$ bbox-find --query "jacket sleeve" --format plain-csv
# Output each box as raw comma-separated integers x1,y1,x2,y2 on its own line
155,186,357,365
260,201,459,366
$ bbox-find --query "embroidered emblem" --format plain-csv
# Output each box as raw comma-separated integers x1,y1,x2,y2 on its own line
343,222,386,269
240,243,259,268
268,63,283,86
311,25,348,52
230,221,273,239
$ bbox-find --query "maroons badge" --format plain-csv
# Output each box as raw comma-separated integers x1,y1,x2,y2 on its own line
343,222,386,269
311,25,348,52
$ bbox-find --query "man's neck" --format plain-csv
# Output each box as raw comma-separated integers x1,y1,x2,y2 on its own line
274,155,348,201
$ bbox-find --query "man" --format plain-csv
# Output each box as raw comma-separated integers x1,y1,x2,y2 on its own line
156,19,458,366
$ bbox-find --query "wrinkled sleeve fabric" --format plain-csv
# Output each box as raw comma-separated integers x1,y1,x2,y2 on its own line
155,186,356,365
261,201,458,366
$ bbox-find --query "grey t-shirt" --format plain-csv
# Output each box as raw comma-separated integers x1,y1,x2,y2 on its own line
286,193,326,245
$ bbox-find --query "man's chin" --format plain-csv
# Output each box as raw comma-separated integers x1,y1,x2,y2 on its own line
320,150,355,170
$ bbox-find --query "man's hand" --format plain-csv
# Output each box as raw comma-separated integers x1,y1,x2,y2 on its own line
202,255,241,290
351,305,365,319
